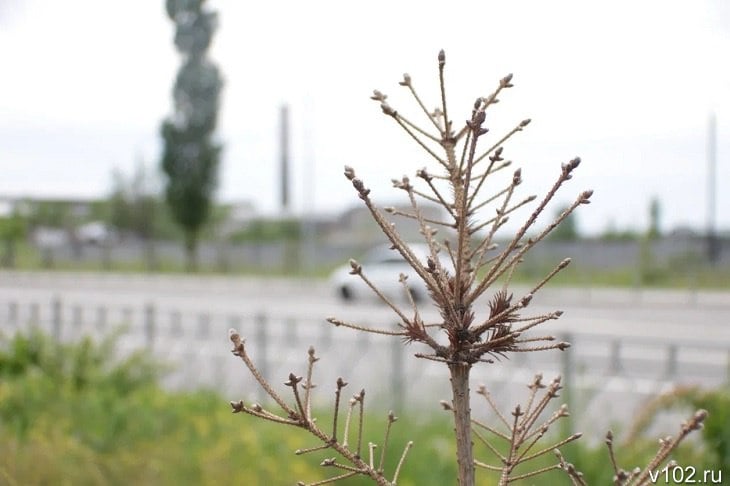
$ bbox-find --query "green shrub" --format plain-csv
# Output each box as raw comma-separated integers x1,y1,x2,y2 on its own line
0,330,458,484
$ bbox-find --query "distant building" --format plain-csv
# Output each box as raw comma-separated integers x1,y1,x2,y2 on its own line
217,201,257,237
0,195,97,223
326,202,453,246
0,199,13,218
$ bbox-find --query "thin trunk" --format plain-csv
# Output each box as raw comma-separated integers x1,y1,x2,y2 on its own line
184,231,198,272
449,362,474,485
144,236,158,272
1,239,16,268
101,240,111,271
216,239,229,273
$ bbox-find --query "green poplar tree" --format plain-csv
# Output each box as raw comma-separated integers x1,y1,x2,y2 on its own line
160,0,223,271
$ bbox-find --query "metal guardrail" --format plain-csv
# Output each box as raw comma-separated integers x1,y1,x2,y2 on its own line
1,297,729,430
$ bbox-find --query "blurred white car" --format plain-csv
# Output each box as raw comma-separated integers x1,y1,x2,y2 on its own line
330,243,453,303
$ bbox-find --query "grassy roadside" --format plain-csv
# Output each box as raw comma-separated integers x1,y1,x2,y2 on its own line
3,242,730,288
1,330,726,485
508,261,730,290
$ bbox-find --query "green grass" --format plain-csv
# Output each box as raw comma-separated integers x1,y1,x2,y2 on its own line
5,239,730,288
506,260,730,290
4,241,338,278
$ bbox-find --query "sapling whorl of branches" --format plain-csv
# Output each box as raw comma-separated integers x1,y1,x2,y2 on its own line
227,50,707,485
346,49,592,484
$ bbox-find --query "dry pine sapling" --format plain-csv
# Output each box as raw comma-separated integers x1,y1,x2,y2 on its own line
227,50,706,485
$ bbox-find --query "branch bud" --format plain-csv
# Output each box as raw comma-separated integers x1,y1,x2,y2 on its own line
285,373,303,386
229,328,244,356
351,178,370,198
426,257,437,273
520,293,533,307
348,259,362,275
501,73,514,88
416,167,432,181
380,102,396,117
561,157,581,177
370,90,387,101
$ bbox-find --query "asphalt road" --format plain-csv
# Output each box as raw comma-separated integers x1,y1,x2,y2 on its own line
1,270,729,432
2,270,728,340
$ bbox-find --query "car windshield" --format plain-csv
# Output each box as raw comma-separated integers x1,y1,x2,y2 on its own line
362,244,433,265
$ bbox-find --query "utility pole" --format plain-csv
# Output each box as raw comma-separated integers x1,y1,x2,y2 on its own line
279,104,297,271
706,112,719,263
302,97,317,271
280,104,290,213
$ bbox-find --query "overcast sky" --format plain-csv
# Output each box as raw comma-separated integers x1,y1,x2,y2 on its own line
1,0,728,235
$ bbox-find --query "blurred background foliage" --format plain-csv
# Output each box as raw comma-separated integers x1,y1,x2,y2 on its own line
2,172,728,286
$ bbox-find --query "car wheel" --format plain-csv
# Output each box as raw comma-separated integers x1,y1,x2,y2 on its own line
410,288,424,303
339,285,354,302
